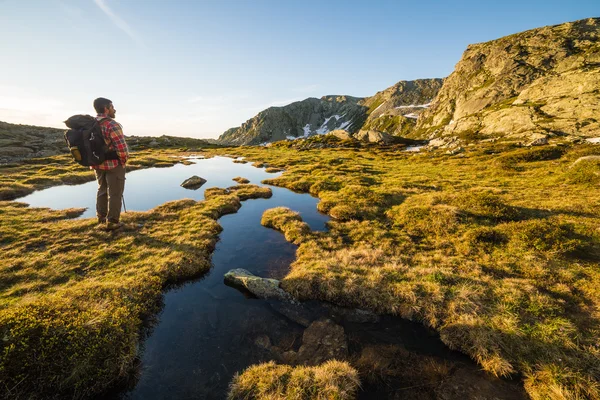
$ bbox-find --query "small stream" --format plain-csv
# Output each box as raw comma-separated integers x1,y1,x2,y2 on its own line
17,157,526,399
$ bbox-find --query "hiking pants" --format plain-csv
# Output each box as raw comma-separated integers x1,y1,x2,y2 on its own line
95,164,126,223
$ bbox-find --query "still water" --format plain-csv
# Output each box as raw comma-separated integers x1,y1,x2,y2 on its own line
18,157,526,399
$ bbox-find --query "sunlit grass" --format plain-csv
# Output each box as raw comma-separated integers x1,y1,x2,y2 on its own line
218,140,600,399
0,184,271,399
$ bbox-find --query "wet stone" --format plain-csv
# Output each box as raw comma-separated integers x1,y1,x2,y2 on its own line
181,175,207,189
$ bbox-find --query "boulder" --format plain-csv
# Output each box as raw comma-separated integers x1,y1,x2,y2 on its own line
527,135,549,146
328,130,354,141
224,268,295,302
355,130,395,144
180,175,207,190
295,319,349,365
571,155,600,167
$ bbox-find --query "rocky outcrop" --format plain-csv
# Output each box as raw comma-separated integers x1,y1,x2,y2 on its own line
355,130,396,144
415,18,600,142
0,121,66,163
217,79,443,145
359,78,443,137
180,175,207,189
217,96,367,145
224,268,295,302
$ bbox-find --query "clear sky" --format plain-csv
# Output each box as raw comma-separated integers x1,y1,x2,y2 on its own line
0,1,597,139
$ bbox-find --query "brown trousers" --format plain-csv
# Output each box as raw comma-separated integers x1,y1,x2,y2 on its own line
95,165,126,223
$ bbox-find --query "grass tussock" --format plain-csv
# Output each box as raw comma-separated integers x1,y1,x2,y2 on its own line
233,176,250,184
228,360,360,400
0,183,273,399
261,207,312,245
218,141,600,399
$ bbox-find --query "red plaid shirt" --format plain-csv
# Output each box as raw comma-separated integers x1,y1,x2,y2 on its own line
91,114,129,170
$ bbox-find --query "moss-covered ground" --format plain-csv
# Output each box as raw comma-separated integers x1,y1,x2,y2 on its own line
1,140,600,399
0,149,273,398
228,360,360,400
215,140,600,399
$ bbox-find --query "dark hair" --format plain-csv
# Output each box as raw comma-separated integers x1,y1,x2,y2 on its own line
93,97,112,114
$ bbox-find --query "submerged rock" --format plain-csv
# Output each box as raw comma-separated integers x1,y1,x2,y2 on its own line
181,175,207,190
296,319,349,365
224,268,295,302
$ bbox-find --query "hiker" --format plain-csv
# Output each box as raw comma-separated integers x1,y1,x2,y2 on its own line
92,97,129,230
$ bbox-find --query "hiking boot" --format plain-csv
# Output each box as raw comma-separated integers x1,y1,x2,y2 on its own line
106,222,124,231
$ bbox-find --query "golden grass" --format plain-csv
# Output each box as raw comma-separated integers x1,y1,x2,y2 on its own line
228,360,360,400
0,150,191,201
0,184,271,399
217,141,600,399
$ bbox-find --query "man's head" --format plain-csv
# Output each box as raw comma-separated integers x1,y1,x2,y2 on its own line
93,97,116,118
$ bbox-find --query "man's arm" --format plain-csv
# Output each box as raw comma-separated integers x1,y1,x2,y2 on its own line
108,122,129,165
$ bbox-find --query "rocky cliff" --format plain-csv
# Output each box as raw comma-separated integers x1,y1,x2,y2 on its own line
217,79,443,145
217,96,368,145
359,78,444,137
414,17,600,141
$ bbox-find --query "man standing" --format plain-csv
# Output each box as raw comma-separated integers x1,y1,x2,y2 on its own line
92,97,129,230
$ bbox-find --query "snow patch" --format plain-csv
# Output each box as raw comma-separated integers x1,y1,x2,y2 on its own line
586,137,600,144
404,145,424,152
316,116,334,134
404,113,419,119
395,102,431,109
372,103,385,113
303,124,312,137
338,119,352,130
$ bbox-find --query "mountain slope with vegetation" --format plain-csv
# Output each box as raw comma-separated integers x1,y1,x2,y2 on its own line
217,79,444,145
359,78,443,137
0,120,218,164
414,17,600,142
217,96,368,145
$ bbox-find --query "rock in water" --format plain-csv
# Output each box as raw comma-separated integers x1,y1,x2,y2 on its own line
224,268,295,302
181,175,207,190
295,319,349,365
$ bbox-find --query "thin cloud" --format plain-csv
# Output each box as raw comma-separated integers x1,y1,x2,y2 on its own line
93,0,144,47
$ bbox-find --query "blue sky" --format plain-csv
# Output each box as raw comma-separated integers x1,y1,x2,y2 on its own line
0,1,597,139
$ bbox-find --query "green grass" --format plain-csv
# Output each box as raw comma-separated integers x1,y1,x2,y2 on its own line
228,360,360,400
0,183,272,399
215,141,600,399
2,142,600,399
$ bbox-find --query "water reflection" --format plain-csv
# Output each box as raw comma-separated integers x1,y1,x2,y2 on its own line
18,156,282,219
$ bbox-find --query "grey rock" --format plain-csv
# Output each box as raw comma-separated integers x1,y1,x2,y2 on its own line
295,319,349,365
415,18,600,142
269,302,315,327
355,130,395,144
181,175,207,190
224,268,295,302
527,135,549,146
328,130,354,141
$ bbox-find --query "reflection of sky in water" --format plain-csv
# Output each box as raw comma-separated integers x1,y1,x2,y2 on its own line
17,157,328,225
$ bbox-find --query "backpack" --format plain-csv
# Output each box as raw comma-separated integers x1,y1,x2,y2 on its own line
64,115,118,166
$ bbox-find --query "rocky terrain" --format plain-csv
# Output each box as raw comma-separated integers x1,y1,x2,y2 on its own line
0,121,66,163
0,120,217,164
217,79,443,145
217,96,368,145
219,18,599,147
414,17,600,142
359,78,443,137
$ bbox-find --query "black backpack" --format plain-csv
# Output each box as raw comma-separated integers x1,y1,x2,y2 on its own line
64,115,118,166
